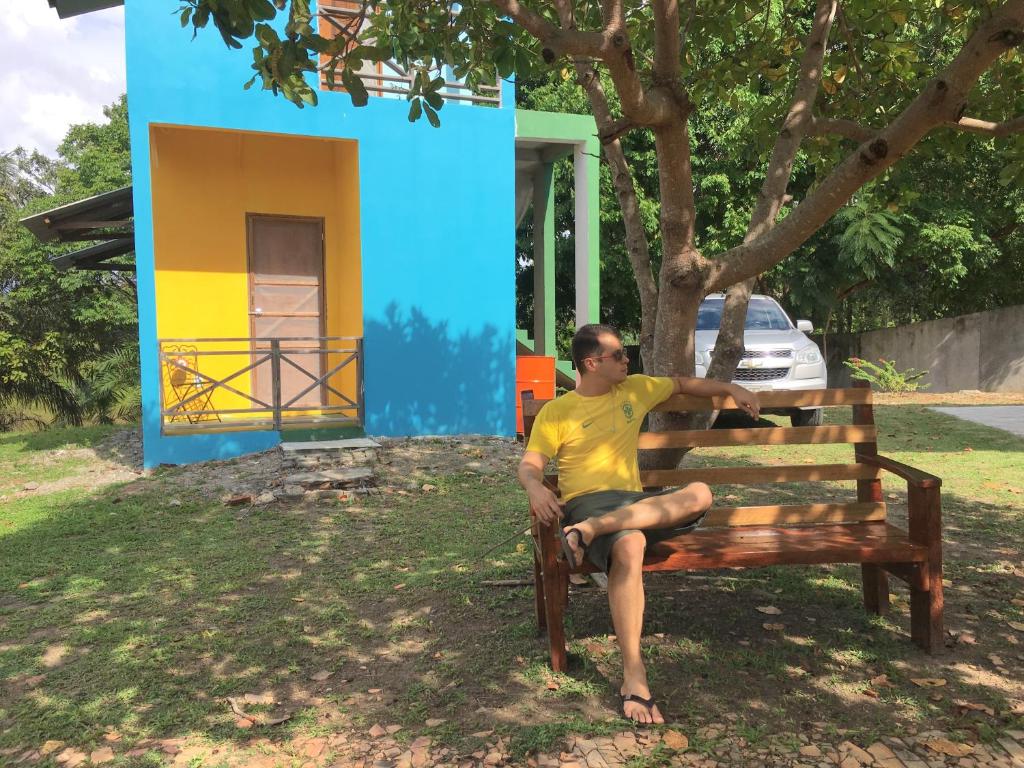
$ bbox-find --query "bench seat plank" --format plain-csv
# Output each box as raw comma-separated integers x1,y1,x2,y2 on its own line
635,522,926,571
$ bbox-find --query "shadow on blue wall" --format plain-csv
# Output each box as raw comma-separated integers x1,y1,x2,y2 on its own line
364,303,514,436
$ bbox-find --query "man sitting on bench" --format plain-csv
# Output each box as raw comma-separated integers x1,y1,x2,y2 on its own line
517,324,760,724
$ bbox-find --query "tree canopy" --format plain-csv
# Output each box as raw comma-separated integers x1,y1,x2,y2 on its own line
183,0,1023,396
515,70,1024,354
0,97,138,427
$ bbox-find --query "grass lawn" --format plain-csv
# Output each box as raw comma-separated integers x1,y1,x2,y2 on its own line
1,406,1023,766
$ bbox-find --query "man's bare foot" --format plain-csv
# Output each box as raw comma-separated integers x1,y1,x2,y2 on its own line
561,526,592,568
620,675,664,724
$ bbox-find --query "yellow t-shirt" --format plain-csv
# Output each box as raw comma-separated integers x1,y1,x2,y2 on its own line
526,374,675,502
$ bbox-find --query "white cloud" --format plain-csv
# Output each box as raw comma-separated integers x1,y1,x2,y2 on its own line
0,1,126,157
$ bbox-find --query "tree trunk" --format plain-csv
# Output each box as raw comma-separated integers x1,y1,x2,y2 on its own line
643,118,710,469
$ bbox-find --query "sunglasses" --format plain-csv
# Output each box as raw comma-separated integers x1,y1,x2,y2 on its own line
589,348,627,363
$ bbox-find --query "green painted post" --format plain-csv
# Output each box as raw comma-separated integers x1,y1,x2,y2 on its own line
514,109,600,362
580,141,600,324
533,162,556,356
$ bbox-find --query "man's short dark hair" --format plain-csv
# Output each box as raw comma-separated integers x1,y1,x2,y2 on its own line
572,323,621,372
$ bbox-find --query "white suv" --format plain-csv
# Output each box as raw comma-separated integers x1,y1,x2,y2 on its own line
694,294,827,426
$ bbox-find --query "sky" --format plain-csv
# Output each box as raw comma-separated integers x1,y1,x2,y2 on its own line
1,1,127,158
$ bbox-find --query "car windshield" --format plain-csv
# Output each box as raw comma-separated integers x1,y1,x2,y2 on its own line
697,298,793,331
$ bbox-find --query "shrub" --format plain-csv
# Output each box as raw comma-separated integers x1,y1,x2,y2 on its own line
843,357,930,393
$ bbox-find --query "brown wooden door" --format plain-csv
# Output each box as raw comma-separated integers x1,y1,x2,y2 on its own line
248,214,326,410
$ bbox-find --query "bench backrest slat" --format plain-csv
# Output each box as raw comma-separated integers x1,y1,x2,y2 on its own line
522,385,884,530
641,462,881,488
521,386,872,419
637,424,876,449
652,387,872,412
705,501,886,527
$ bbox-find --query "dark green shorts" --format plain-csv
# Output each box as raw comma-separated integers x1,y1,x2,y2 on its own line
563,489,707,573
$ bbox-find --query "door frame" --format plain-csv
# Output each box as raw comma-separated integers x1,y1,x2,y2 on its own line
246,213,328,409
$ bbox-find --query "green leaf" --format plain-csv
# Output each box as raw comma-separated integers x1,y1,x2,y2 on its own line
341,68,369,107
179,7,193,28
424,90,444,110
246,0,277,21
243,74,258,90
423,102,441,128
408,98,423,123
255,23,280,47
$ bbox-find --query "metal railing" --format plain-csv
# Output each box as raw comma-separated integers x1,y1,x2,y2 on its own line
158,336,363,434
319,4,502,106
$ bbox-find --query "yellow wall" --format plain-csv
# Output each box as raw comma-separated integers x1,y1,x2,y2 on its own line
151,126,362,421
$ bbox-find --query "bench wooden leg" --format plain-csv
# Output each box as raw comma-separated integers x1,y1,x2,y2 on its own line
911,558,944,654
862,564,890,615
908,485,944,654
542,562,569,672
537,521,569,672
533,549,547,632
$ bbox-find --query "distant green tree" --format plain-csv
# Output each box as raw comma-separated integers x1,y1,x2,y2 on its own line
0,96,138,427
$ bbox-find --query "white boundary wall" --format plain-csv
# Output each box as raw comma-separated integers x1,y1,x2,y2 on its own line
858,305,1024,392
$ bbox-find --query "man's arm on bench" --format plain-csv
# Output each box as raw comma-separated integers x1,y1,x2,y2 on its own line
669,376,761,420
519,451,562,525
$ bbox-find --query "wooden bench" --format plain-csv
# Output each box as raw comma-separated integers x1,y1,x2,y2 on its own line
522,382,944,672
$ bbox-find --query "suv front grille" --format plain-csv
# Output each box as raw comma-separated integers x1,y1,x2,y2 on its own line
741,349,793,359
734,367,790,382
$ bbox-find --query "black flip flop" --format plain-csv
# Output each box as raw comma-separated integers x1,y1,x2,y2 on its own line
620,693,659,723
558,526,587,566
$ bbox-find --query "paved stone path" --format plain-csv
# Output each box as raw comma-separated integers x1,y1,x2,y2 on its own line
929,406,1024,439
15,725,1023,767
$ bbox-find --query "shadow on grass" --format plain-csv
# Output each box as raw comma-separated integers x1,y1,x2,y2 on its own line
0,425,124,455
1,405,1022,759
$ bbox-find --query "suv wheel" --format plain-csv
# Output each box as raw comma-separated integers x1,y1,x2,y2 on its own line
791,408,823,427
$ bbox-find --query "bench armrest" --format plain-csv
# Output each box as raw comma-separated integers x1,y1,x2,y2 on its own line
859,453,941,489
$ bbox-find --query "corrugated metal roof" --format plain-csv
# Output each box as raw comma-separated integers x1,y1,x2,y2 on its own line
48,0,124,19
20,186,133,243
50,238,135,272
20,185,134,271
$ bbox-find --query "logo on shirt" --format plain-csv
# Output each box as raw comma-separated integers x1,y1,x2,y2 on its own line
621,403,635,423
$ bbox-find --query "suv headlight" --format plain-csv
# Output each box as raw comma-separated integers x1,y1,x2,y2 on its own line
795,345,822,365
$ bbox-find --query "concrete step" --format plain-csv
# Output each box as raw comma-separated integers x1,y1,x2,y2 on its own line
284,467,374,488
281,438,381,453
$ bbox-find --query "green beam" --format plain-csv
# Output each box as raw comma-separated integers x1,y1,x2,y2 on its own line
515,109,601,330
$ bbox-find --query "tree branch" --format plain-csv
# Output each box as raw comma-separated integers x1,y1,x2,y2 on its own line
708,0,1024,291
680,0,697,61
808,116,877,143
574,62,659,368
490,0,604,58
836,4,868,84
600,0,623,28
545,0,675,125
651,0,682,82
747,0,838,244
598,116,638,144
947,114,1024,137
706,0,839,380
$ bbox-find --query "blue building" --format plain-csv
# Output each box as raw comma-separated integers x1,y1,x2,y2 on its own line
39,0,599,467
